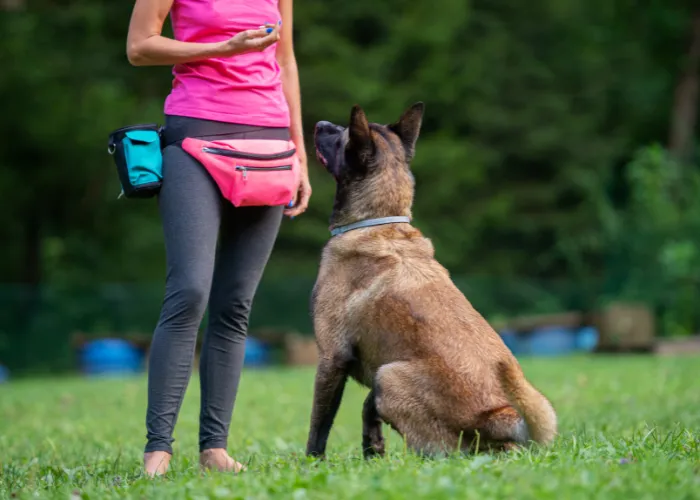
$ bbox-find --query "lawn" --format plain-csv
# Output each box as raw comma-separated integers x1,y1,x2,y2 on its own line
0,355,699,499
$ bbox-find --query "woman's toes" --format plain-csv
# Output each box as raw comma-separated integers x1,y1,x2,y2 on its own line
200,449,246,473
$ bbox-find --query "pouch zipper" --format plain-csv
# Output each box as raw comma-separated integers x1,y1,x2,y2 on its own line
112,123,161,134
235,165,292,179
202,146,296,161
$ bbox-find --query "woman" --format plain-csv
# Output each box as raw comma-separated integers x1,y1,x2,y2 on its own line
126,0,311,476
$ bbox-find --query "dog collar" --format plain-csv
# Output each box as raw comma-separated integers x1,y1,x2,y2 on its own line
330,216,411,237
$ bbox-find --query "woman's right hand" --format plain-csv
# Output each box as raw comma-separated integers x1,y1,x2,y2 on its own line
220,23,281,56
127,0,282,66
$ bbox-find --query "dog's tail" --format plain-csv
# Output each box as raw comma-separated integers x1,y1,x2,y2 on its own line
497,360,557,445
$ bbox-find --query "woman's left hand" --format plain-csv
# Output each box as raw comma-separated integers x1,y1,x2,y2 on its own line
285,158,312,218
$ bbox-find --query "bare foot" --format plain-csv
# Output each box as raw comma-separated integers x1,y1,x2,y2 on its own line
200,448,246,473
143,451,172,477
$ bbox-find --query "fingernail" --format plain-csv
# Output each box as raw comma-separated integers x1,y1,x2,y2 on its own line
266,27,273,33
278,20,282,25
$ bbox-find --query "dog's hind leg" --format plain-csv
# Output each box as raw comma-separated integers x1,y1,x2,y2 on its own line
374,362,459,456
467,405,529,453
362,387,385,458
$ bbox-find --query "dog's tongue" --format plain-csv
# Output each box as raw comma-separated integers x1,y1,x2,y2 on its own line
315,148,328,166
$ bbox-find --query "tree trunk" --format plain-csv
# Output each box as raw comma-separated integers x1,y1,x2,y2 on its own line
13,209,42,371
0,0,23,11
668,9,700,162
23,209,42,287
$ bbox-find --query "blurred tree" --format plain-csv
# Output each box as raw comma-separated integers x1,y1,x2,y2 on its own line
0,0,168,368
1,0,699,372
668,7,700,161
602,144,700,336
293,0,698,285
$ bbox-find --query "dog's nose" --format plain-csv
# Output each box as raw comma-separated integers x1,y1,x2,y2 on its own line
315,121,332,132
315,121,341,135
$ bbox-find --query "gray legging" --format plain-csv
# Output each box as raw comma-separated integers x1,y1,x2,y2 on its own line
145,115,288,454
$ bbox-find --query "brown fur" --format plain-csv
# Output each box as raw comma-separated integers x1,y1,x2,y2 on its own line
306,103,557,458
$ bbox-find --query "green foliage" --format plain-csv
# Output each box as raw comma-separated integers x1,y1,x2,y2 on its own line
602,145,700,335
1,357,699,498
1,0,700,371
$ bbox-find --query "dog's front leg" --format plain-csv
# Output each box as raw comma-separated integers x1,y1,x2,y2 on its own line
305,354,351,458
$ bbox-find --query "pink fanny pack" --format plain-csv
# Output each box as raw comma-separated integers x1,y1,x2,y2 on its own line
181,138,300,207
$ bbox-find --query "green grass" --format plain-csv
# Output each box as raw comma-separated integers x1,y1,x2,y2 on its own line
1,356,699,499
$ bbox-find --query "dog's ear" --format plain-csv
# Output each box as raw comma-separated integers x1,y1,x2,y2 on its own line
348,104,373,157
389,102,424,161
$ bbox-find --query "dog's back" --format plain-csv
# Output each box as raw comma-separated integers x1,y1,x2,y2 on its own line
318,224,505,380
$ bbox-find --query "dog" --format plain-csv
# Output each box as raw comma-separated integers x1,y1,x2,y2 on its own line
306,102,557,458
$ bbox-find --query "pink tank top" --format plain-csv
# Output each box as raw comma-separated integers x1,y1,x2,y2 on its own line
164,0,290,128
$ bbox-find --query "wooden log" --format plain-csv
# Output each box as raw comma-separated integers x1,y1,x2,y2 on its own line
284,333,318,366
594,302,656,352
654,335,700,356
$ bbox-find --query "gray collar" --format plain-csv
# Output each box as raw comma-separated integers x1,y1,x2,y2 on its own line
330,216,411,237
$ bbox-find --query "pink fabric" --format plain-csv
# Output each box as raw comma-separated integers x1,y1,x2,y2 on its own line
164,0,290,127
181,138,300,207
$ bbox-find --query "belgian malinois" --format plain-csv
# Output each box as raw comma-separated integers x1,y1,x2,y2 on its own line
306,103,557,458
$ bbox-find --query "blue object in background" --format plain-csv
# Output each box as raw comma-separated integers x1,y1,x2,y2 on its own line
499,329,521,355
81,339,144,376
0,364,9,383
244,337,269,367
574,326,599,352
500,324,600,357
526,326,577,356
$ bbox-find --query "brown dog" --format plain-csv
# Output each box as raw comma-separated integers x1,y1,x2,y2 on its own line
306,103,557,458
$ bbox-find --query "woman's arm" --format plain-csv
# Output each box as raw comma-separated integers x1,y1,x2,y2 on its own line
126,0,280,66
276,0,305,163
277,0,311,217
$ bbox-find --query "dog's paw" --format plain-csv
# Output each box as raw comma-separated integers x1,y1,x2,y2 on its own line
501,441,521,453
362,437,386,459
305,449,326,460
